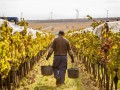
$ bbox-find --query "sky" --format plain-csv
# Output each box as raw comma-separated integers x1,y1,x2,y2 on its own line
0,0,120,20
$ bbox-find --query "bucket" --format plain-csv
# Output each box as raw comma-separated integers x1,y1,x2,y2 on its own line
67,63,79,78
41,60,53,76
41,66,53,76
68,68,79,78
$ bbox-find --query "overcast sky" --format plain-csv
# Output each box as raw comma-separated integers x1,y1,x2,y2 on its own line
0,0,120,20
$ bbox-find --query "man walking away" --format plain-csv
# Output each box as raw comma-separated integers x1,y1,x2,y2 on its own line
46,31,74,86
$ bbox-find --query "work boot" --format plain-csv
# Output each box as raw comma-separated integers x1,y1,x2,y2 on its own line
56,77,61,86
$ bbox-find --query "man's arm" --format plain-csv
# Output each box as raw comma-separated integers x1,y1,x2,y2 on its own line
68,50,74,63
67,41,74,63
46,39,55,60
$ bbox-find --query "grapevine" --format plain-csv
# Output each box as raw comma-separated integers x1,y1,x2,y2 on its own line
66,21,120,90
0,20,54,79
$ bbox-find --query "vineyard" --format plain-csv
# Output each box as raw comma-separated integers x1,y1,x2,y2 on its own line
0,18,120,90
66,19,120,90
0,19,54,90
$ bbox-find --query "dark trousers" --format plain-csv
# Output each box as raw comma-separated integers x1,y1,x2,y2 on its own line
53,56,67,84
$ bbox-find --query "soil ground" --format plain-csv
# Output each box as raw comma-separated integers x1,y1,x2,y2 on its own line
28,22,92,34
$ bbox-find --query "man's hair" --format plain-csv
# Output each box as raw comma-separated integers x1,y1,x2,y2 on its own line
58,31,65,36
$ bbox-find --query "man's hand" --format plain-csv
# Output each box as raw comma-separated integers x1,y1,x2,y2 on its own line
71,59,74,63
46,51,53,60
46,53,51,60
70,55,74,63
46,57,49,60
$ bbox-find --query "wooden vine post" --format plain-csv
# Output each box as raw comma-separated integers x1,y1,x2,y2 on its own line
114,69,118,90
0,74,3,89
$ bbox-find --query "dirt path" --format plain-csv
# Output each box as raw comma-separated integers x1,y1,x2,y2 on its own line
17,54,99,90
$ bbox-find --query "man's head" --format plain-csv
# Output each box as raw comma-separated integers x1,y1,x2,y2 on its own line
58,31,65,36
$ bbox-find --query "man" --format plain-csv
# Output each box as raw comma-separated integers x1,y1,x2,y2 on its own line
46,31,74,86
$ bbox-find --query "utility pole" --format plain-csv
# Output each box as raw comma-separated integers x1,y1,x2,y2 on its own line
21,12,23,20
75,9,80,19
50,11,53,20
2,14,4,17
106,10,109,18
